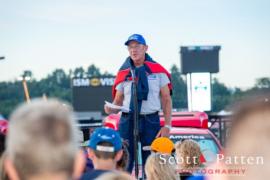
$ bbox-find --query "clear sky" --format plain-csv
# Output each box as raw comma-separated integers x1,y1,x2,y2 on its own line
0,0,269,89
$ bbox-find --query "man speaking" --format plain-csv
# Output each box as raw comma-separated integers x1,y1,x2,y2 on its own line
104,34,172,173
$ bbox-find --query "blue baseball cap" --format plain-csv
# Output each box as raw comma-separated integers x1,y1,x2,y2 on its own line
89,127,122,152
125,34,146,46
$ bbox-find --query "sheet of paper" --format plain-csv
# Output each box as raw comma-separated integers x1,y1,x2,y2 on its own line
105,101,129,112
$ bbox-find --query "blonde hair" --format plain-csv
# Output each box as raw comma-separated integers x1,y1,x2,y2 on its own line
175,139,202,169
145,153,179,180
6,98,79,179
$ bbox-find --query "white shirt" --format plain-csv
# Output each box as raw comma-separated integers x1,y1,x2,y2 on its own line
116,73,170,114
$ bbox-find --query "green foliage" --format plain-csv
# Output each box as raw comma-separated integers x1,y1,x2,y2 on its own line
0,64,269,118
170,65,187,109
0,81,25,117
255,77,270,88
22,70,33,78
87,64,101,77
0,64,106,118
211,78,232,112
73,67,85,78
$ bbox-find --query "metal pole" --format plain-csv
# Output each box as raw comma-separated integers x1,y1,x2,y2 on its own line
22,79,31,103
131,68,139,179
218,117,222,145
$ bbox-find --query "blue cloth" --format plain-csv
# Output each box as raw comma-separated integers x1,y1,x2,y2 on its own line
129,60,150,113
187,175,205,180
134,65,149,101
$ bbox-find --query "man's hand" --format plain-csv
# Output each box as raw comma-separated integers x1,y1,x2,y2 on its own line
104,105,121,114
156,126,170,137
104,90,124,114
104,105,114,114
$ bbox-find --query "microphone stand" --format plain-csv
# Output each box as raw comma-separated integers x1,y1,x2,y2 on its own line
131,68,140,179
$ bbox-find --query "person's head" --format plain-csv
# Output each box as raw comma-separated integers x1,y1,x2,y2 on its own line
116,140,129,171
151,137,175,155
88,127,123,170
145,153,179,180
4,99,85,180
175,139,202,169
125,34,148,66
225,95,270,179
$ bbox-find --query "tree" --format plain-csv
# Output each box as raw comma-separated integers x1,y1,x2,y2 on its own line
53,69,66,84
22,70,33,79
1,63,268,118
255,77,270,89
73,67,85,78
170,64,187,109
0,81,25,117
36,69,71,102
87,64,101,77
212,78,232,112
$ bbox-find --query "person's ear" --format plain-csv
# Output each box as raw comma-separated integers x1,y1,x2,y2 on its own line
115,149,123,162
4,158,20,180
145,45,148,52
72,150,86,180
87,148,95,160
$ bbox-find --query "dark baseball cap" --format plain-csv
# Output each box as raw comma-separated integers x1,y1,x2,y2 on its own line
125,34,146,46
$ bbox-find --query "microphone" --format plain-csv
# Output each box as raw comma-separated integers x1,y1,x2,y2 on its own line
130,68,136,82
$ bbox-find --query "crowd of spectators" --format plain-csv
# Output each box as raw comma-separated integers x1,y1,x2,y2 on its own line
0,94,269,179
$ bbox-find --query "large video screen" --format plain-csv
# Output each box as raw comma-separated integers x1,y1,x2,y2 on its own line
72,77,115,114
180,46,221,74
